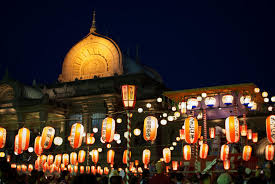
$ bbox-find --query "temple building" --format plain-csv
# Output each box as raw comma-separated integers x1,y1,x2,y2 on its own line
0,11,272,171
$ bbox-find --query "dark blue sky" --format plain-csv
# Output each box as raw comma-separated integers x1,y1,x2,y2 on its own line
1,0,275,95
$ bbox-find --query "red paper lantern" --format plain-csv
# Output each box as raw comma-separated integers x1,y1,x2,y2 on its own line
70,152,77,165
28,164,33,172
241,124,247,136
265,145,274,161
107,150,115,164
47,155,54,165
143,116,158,141
104,167,109,175
78,150,86,163
266,115,275,143
40,126,55,149
101,117,115,143
69,123,84,148
223,160,230,170
91,149,99,164
247,129,252,140
179,129,185,140
34,136,43,155
220,144,229,161
163,148,171,163
121,85,136,109
142,149,151,166
252,133,258,143
0,127,6,148
242,145,252,161
199,144,209,159
184,117,199,144
225,116,240,143
123,150,131,164
183,145,191,160
63,154,69,165
209,127,215,139
172,161,178,171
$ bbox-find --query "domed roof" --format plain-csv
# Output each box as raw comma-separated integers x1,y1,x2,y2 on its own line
58,12,123,83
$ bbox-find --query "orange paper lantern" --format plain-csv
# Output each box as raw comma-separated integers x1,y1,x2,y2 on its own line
0,127,6,148
266,115,275,143
63,154,69,165
80,166,84,174
223,160,230,170
101,117,116,143
183,145,191,160
17,165,21,172
172,161,178,171
252,133,258,143
28,164,33,172
70,152,77,165
97,166,101,174
74,165,78,173
265,145,274,161
41,126,55,149
209,127,215,139
91,149,99,164
35,159,40,170
78,150,86,163
225,116,240,143
69,123,84,148
184,117,199,144
163,148,171,163
60,164,66,171
104,167,109,175
143,116,158,141
18,128,30,151
179,129,185,140
242,145,252,161
121,85,136,109
21,164,27,172
14,134,23,155
68,165,72,173
199,143,209,159
86,166,90,174
11,163,16,169
240,124,247,136
41,155,47,165
34,136,43,155
54,154,62,166
123,150,131,164
247,129,252,140
220,144,229,161
47,155,54,165
91,166,96,175
107,150,115,164
142,149,151,166
86,133,95,145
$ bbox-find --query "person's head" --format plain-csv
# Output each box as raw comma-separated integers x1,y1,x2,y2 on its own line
217,173,232,184
155,161,165,174
110,176,123,184
176,173,184,182
245,168,252,177
71,174,98,184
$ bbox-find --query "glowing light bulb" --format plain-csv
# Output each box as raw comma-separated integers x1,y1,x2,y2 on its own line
146,103,152,108
172,106,176,111
116,118,122,124
168,116,174,121
138,108,143,113
157,98,162,102
170,146,174,151
172,142,177,146
133,129,141,136
93,128,98,133
163,113,168,117
201,93,207,98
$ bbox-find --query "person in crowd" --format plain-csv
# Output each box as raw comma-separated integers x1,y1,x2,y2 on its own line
217,172,232,184
110,175,123,184
140,169,150,184
149,161,170,184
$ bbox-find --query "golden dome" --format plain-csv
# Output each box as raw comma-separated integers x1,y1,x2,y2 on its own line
58,12,123,83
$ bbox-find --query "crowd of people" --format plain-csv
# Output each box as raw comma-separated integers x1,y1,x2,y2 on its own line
0,159,275,184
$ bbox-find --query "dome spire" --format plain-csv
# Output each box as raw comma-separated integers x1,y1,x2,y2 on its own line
90,10,96,33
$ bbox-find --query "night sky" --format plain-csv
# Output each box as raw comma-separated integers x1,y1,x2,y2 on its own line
1,0,275,95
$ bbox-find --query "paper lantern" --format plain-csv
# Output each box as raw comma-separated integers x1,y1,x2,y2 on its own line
172,161,178,171
74,165,78,173
242,145,252,161
240,124,247,136
222,95,234,105
121,85,136,109
63,154,69,165
80,166,84,174
91,149,99,164
47,155,54,165
123,150,131,164
184,117,199,144
220,144,229,161
34,136,43,155
142,149,151,166
187,98,198,109
225,116,240,143
205,97,216,107
0,127,6,148
240,96,251,105
17,165,22,172
104,167,109,175
70,152,77,165
209,127,215,138
54,154,62,166
247,129,252,140
134,160,139,166
143,116,158,141
163,148,171,163
265,145,274,161
60,164,65,171
14,135,23,155
101,117,115,143
223,160,230,170
97,166,101,174
18,127,30,151
86,166,90,174
28,164,33,172
41,155,47,165
91,166,96,175
40,126,55,149
68,165,72,173
78,150,86,163
21,164,27,172
183,145,191,160
266,115,275,143
69,123,84,148
252,133,258,143
107,150,115,164
179,129,185,140
35,159,40,170
199,144,208,159
6,155,10,162
50,164,55,173
86,133,95,145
